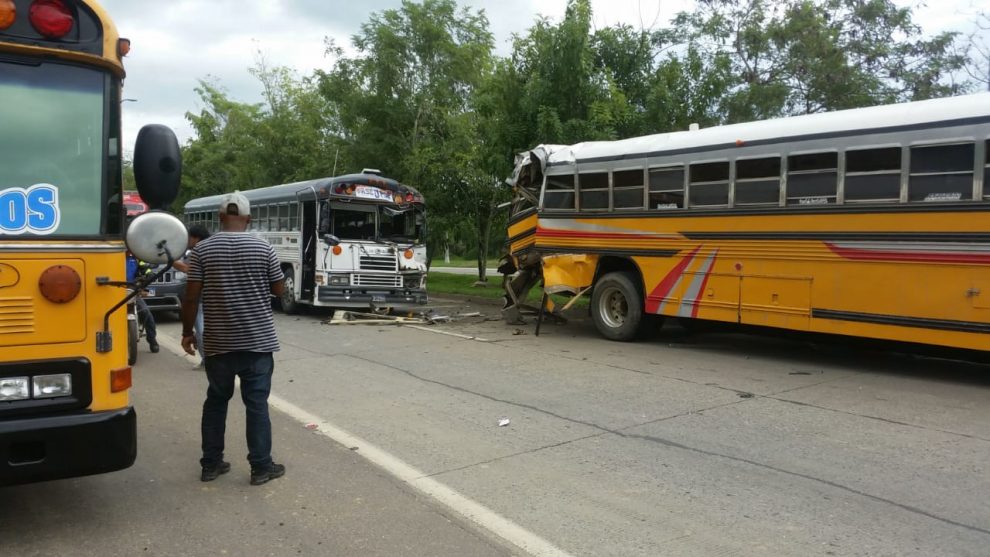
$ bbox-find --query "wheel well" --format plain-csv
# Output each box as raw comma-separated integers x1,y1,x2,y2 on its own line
594,257,645,297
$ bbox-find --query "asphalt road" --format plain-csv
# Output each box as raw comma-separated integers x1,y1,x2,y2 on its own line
4,297,990,556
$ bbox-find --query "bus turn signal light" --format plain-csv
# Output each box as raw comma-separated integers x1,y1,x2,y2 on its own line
39,265,81,304
403,249,413,259
110,367,132,393
332,245,343,256
30,0,73,39
0,0,16,30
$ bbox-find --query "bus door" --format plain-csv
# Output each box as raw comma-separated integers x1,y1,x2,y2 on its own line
300,200,317,302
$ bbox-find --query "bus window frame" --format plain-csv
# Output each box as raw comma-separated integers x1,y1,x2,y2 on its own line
981,137,989,201
611,164,648,210
688,158,731,209
647,163,686,210
906,138,976,203
842,143,903,204
541,170,577,211
733,154,783,207
785,149,839,206
577,166,611,212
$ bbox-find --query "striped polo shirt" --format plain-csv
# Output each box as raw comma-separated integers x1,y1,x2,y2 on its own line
186,232,284,356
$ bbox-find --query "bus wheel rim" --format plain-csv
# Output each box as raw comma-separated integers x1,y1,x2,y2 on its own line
283,275,295,306
598,286,627,329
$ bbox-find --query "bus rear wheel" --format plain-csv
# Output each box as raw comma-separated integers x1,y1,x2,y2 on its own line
591,271,655,341
279,269,300,314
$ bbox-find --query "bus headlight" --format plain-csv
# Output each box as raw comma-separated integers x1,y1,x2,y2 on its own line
0,377,30,401
32,374,72,399
329,275,349,286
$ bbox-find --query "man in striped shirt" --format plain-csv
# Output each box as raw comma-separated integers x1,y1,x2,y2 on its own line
181,192,287,485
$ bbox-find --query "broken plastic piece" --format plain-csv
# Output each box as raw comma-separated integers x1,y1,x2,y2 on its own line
497,417,510,427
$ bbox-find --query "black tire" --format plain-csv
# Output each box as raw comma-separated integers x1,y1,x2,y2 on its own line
279,267,300,314
127,318,138,366
591,271,653,341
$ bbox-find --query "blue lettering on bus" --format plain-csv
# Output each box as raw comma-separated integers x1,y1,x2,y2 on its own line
0,184,61,235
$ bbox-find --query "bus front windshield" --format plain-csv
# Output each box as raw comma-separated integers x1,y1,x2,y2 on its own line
0,59,106,237
329,203,425,243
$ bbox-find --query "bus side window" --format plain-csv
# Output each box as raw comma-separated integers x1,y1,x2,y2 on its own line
613,169,645,209
787,152,837,205
250,207,259,231
648,166,684,209
984,139,990,201
579,172,609,210
845,147,901,202
544,174,575,210
689,161,729,207
909,142,974,202
735,157,781,206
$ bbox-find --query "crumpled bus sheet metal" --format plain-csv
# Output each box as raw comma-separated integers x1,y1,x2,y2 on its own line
541,254,598,295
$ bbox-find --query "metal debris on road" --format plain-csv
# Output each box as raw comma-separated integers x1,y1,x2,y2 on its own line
497,417,511,427
323,308,494,327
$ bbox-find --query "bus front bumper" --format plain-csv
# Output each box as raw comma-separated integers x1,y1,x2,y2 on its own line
316,286,428,308
0,407,136,486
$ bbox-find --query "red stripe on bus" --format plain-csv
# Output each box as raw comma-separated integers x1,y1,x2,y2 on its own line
536,227,665,240
826,243,990,264
645,245,702,313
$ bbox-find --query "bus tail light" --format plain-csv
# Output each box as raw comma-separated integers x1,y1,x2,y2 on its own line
110,367,132,393
405,193,414,202
29,0,74,39
403,249,413,259
118,37,131,57
0,0,16,30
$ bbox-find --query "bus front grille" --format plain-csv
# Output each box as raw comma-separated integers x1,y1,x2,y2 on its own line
359,254,397,272
0,297,34,334
353,274,402,287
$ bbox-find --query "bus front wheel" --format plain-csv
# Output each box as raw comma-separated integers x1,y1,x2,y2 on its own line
591,271,652,341
280,269,300,314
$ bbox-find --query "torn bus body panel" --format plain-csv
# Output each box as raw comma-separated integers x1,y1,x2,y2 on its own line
501,146,599,325
541,254,598,295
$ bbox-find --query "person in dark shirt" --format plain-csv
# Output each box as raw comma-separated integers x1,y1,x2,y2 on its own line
181,192,286,485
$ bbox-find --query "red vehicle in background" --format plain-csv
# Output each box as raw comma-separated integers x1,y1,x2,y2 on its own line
123,191,148,217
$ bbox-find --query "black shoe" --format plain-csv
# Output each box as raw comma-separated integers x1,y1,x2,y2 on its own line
250,462,285,486
201,461,231,482
149,341,160,353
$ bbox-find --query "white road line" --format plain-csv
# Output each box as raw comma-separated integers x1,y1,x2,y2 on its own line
156,333,573,557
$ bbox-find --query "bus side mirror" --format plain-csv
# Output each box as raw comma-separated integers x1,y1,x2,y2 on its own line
323,234,340,247
133,124,181,210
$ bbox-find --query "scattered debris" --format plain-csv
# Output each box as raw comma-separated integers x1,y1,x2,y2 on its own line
305,423,319,430
323,308,493,327
512,329,527,336
497,417,511,427
737,392,755,399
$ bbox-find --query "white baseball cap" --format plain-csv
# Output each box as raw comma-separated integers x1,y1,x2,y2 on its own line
219,191,250,216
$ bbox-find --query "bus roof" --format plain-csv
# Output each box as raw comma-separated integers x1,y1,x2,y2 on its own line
533,92,990,169
183,172,424,212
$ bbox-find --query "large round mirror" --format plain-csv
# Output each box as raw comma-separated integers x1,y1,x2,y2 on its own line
126,211,188,265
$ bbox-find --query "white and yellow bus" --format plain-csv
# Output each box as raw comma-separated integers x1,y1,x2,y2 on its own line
504,92,990,351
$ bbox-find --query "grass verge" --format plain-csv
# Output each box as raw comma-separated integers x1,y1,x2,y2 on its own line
427,272,588,309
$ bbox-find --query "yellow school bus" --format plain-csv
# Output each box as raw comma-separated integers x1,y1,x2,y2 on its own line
503,93,990,351
0,0,185,485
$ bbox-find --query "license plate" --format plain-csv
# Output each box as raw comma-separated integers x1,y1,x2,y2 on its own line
372,295,386,303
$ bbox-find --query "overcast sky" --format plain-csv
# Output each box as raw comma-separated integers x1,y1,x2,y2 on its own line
102,0,980,154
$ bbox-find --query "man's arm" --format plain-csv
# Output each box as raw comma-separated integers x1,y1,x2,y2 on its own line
172,259,189,272
267,245,285,297
181,281,202,335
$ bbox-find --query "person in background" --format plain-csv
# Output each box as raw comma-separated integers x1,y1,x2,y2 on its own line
180,192,287,486
172,224,211,369
125,252,159,353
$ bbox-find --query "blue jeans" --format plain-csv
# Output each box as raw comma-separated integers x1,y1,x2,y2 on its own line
201,351,274,471
135,296,156,344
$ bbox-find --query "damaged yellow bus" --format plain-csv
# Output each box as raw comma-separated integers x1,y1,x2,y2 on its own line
502,92,990,351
